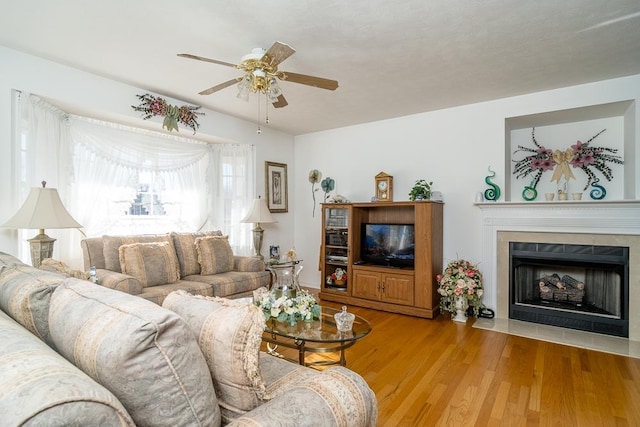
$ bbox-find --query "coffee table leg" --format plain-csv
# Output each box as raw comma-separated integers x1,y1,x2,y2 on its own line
294,339,305,365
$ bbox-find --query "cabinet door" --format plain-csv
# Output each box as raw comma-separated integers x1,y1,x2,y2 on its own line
352,270,381,301
381,274,415,306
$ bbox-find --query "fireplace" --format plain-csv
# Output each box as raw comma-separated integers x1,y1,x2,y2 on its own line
477,201,640,344
509,241,629,337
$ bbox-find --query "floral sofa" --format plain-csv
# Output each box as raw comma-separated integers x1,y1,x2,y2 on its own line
0,251,377,426
81,231,270,305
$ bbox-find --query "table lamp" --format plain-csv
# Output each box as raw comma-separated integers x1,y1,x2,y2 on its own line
2,181,82,267
241,197,276,260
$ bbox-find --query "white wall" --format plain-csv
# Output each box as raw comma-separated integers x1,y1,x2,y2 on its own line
0,46,295,261
293,74,640,297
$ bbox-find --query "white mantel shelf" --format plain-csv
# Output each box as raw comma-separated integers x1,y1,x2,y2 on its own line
475,200,640,207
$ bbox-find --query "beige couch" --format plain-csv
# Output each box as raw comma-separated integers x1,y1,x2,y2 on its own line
81,231,270,305
0,252,378,426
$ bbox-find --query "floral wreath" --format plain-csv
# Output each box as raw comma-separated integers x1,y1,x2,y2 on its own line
132,93,204,134
512,128,623,191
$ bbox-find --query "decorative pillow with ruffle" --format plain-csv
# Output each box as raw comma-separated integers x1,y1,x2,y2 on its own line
162,291,266,423
195,236,234,275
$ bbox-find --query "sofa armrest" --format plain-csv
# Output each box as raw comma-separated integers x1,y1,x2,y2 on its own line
95,269,143,295
227,366,377,427
233,256,266,273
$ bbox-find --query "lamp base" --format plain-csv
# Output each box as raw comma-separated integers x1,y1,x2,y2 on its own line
252,224,265,260
27,231,56,268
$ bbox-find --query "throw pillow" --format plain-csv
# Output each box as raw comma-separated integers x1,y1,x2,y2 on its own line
171,230,223,277
162,291,266,423
49,280,220,426
195,235,234,275
119,241,180,287
102,233,173,272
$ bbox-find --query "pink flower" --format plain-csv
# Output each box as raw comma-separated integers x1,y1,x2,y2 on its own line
571,140,585,152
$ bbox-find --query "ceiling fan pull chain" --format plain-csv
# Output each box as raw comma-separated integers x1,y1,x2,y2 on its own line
256,92,262,134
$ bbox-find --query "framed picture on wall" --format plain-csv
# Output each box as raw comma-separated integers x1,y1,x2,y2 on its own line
265,161,288,213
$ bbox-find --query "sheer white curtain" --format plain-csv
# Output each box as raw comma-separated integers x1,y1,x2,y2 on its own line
14,94,255,268
12,94,76,264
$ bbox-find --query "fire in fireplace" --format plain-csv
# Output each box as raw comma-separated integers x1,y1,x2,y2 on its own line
509,242,629,337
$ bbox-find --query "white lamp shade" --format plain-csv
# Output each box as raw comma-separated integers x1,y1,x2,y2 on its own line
3,186,82,230
241,198,277,224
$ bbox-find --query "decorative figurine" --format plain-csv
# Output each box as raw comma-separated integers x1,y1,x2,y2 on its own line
484,166,501,201
522,180,538,201
589,178,606,200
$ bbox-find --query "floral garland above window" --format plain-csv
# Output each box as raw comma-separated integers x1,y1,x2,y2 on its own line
513,128,623,191
132,93,203,134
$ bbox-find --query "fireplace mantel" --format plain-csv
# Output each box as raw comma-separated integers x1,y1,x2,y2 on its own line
476,200,640,340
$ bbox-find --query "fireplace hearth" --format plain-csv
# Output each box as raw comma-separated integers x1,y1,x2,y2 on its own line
509,242,629,337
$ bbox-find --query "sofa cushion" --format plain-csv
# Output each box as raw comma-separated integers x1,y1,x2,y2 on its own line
196,235,234,275
102,233,173,272
136,279,214,305
119,241,181,287
171,230,223,277
0,310,135,426
0,262,65,347
162,291,266,423
182,270,270,297
49,279,220,427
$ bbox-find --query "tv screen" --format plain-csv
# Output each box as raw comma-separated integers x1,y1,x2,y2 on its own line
360,223,415,267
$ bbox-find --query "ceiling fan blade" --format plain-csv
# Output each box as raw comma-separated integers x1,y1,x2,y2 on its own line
262,41,296,67
198,77,242,95
177,53,238,68
280,71,339,91
272,95,288,108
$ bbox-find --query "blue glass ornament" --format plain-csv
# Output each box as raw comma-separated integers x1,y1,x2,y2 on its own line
589,178,606,200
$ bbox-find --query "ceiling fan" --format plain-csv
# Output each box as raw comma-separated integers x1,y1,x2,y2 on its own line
178,41,339,108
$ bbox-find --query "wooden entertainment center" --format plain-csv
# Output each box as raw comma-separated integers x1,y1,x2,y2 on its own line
319,201,443,318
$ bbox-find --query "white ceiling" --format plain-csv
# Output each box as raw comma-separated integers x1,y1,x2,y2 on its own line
2,1,640,135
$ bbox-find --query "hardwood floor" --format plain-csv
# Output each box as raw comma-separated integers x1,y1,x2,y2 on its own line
309,300,640,426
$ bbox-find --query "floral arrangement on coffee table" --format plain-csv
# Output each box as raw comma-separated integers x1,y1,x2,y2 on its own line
132,93,203,134
437,259,485,318
253,287,321,325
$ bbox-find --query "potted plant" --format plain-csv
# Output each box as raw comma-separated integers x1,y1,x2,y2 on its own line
408,179,432,201
437,259,485,321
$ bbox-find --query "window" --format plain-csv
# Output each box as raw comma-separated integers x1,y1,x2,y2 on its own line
14,94,256,266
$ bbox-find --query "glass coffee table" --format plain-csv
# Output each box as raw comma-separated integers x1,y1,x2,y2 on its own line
263,306,371,368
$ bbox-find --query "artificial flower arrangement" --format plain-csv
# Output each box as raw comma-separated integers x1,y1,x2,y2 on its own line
132,93,203,134
331,267,347,285
437,259,485,318
253,287,321,325
513,127,623,192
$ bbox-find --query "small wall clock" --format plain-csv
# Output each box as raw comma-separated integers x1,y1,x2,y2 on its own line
375,172,393,202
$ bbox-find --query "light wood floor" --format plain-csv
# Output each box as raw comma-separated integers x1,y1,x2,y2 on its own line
296,299,640,426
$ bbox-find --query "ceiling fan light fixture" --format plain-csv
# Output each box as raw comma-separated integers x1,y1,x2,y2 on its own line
236,76,251,101
266,78,282,103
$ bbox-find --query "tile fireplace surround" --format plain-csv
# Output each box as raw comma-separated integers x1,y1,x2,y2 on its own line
475,200,640,357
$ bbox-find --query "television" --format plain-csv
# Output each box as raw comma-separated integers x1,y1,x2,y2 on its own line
360,223,415,268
